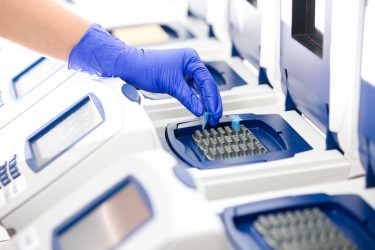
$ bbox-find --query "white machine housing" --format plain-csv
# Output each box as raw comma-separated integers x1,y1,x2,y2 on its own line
208,0,374,213
63,0,229,58
5,150,228,250
59,0,189,29
0,41,76,129
141,0,231,58
0,73,160,230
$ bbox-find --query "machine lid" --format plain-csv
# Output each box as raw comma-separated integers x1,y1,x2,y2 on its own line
188,0,208,21
279,0,332,135
228,0,261,68
358,0,375,188
221,193,375,250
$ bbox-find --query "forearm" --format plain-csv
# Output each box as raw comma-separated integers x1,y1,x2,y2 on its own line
0,0,90,61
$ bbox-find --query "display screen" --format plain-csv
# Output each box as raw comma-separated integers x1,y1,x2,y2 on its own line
13,58,63,98
112,24,170,46
30,96,103,169
57,182,151,250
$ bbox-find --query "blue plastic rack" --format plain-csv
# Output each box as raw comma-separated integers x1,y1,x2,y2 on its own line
165,114,312,169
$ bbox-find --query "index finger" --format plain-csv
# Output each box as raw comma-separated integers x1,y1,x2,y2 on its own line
184,56,223,126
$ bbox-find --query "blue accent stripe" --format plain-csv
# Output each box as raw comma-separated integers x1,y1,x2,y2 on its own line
358,79,375,187
11,57,46,83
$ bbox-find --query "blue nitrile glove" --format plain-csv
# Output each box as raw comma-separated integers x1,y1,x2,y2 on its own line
68,24,222,126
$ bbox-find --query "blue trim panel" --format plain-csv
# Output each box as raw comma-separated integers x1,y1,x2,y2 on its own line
173,166,197,190
205,61,247,91
231,44,242,59
222,193,375,250
258,66,272,87
25,94,105,173
11,57,64,99
52,175,153,250
280,0,332,134
326,130,343,152
187,8,194,17
121,84,140,104
359,80,375,188
165,114,312,169
208,24,215,38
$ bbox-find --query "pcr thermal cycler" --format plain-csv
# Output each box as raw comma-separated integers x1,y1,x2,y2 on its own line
63,0,228,58
63,0,191,44
108,0,229,57
215,1,375,249
0,73,159,233
153,0,362,201
3,151,228,250
0,42,76,129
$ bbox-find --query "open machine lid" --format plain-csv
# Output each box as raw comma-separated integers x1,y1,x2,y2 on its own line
228,0,261,69
188,0,208,21
188,0,225,38
358,0,375,188
280,0,332,137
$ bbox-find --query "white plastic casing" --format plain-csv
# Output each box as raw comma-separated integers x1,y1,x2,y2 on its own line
150,0,369,201
329,0,366,177
7,150,228,250
0,73,160,229
60,0,189,28
210,177,374,216
0,42,76,130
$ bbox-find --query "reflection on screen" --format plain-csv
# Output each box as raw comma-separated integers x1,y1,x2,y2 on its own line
58,182,151,250
14,59,63,98
315,0,325,34
31,97,102,168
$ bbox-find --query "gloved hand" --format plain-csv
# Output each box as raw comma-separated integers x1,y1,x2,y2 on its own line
69,24,222,126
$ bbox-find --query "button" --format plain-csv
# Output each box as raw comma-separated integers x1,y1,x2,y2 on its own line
9,159,16,168
0,162,6,171
121,84,140,104
0,173,8,181
9,167,19,175
1,178,10,186
0,167,7,175
11,171,20,179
